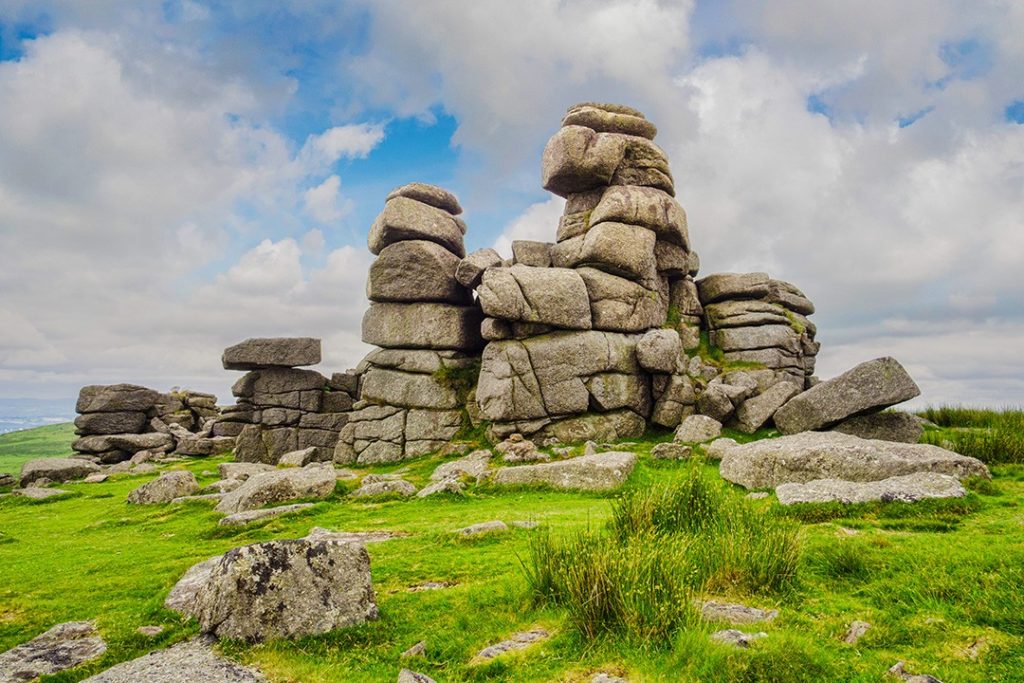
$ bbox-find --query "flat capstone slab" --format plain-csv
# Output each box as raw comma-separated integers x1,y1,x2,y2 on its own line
222,338,321,371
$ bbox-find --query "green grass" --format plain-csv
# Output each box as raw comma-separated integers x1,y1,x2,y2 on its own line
917,405,1024,464
0,422,76,475
1,423,1023,681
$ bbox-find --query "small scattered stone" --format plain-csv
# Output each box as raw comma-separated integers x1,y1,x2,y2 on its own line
651,442,691,460
887,660,943,683
843,620,871,645
710,629,767,649
83,473,108,484
131,463,157,474
351,478,417,498
136,625,165,637
473,629,549,661
401,641,426,658
512,520,539,529
496,434,548,463
0,473,15,487
305,527,401,544
456,520,509,536
397,670,436,683
746,492,769,500
699,600,778,625
836,527,860,537
218,503,315,527
592,674,628,683
417,478,464,497
10,487,70,500
431,449,492,481
407,581,455,592
0,621,107,682
80,637,266,682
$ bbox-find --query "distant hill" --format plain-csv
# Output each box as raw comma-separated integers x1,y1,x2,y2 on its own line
0,422,76,475
0,397,76,435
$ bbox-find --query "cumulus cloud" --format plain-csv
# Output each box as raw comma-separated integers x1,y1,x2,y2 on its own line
492,197,565,258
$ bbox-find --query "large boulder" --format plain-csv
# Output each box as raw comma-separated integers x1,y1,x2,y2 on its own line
128,471,199,504
551,222,657,285
718,432,989,489
491,451,636,491
578,268,667,332
367,240,471,304
562,102,657,139
541,125,625,197
455,248,503,289
368,196,465,257
636,329,682,373
0,621,106,682
773,357,920,434
73,432,173,455
19,458,101,486
477,265,592,330
362,302,483,351
589,185,688,247
73,411,147,435
360,368,461,409
386,182,462,215
80,638,266,683
775,472,966,505
222,338,321,371
832,412,924,444
185,538,378,642
76,384,161,414
732,381,802,434
215,464,336,513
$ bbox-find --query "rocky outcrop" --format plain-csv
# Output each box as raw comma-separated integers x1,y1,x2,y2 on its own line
775,472,966,505
219,338,357,464
491,451,636,491
718,432,988,489
81,638,266,683
169,538,378,642
832,411,924,443
19,457,101,487
774,357,920,434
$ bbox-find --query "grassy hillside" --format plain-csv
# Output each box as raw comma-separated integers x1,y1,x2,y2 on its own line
0,419,1022,681
0,422,75,475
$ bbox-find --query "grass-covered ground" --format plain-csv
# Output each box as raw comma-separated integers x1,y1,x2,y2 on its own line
0,414,1022,681
0,423,76,475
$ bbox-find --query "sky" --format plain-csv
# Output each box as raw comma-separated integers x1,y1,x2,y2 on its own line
0,0,1022,410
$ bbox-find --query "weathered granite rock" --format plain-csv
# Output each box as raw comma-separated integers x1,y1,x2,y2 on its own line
589,185,688,247
218,462,275,480
174,436,236,457
74,411,148,435
578,267,667,332
81,637,266,683
719,432,989,489
674,415,722,443
369,196,466,257
222,338,321,371
73,432,173,455
386,182,462,215
456,520,509,536
491,451,636,491
478,265,591,330
368,240,471,304
351,478,417,498
19,458,101,486
10,487,70,500
887,660,944,683
843,620,871,645
732,381,802,434
128,471,199,504
431,449,492,482
455,248,503,289
76,384,161,413
636,328,682,373
495,434,547,463
218,503,316,527
541,125,625,197
775,472,966,505
535,410,646,444
610,134,674,195
511,240,553,267
0,621,107,683
552,222,657,285
277,447,321,467
416,477,464,497
699,601,778,625
712,325,801,353
650,375,696,428
189,539,378,642
695,384,736,423
651,442,692,459
362,302,483,351
215,464,337,513
361,368,461,409
563,102,657,139
774,358,920,434
397,669,436,683
832,412,924,444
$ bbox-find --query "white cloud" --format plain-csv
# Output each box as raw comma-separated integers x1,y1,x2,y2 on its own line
492,197,565,258
300,123,386,168
303,175,351,223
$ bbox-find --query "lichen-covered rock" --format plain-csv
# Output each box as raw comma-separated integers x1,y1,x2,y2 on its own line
360,367,461,409
541,125,625,197
511,240,553,267
386,182,462,215
351,478,417,498
431,449,493,482
551,222,657,285
215,464,336,513
222,337,321,371
76,384,161,414
775,472,966,505
589,185,688,247
578,267,667,332
719,432,989,489
0,621,107,683
81,637,267,683
674,415,723,443
362,302,483,351
562,103,657,139
188,538,378,642
19,458,100,486
455,248,503,289
491,451,636,491
774,357,920,434
128,470,199,504
367,240,471,305
478,265,592,330
368,196,465,257
732,381,802,434
832,411,924,444
636,329,682,373
73,411,147,435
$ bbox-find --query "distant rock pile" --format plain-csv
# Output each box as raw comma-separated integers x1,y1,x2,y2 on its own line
335,184,483,465
219,338,356,464
71,384,231,463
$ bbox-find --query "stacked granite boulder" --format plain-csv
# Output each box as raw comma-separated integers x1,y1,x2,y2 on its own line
697,272,819,389
467,103,700,442
72,384,231,462
219,338,356,464
334,184,484,465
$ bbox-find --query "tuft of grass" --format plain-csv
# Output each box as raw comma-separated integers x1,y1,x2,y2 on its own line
523,465,801,643
917,405,1024,429
921,427,1024,465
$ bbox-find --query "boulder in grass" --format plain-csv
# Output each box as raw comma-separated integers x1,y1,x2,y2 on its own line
491,452,636,491
182,538,378,643
19,458,101,486
80,638,266,683
215,464,336,513
127,471,199,504
0,621,107,682
222,337,321,371
398,670,437,683
773,357,920,434
832,412,924,444
673,415,722,443
775,472,966,505
719,432,988,489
